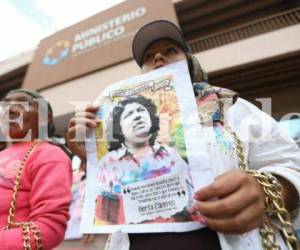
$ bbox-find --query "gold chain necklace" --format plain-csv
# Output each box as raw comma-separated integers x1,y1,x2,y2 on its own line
228,126,299,250
2,141,44,250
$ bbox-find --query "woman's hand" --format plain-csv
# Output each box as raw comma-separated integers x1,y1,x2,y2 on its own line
82,234,95,244
193,170,266,234
66,105,99,162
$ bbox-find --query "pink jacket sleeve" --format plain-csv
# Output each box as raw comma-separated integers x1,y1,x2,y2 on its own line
0,144,72,250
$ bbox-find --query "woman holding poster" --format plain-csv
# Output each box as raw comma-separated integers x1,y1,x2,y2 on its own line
67,20,300,250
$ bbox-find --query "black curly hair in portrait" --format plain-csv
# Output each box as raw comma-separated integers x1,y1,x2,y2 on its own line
109,95,160,151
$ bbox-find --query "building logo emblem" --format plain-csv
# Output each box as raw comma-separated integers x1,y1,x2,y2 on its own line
42,40,71,66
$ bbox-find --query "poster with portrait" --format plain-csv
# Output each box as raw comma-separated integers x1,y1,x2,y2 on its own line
81,60,215,233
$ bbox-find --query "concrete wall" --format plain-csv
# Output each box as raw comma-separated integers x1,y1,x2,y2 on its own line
38,24,300,118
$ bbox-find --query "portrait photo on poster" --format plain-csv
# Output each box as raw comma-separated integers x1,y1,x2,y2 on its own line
81,60,215,234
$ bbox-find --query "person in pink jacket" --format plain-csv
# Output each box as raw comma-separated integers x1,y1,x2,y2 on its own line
0,89,72,250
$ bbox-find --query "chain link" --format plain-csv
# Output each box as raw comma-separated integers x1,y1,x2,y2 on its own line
29,222,43,250
22,223,32,250
228,126,299,250
259,219,281,250
2,141,44,250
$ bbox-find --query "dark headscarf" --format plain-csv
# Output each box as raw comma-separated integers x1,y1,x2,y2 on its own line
6,88,55,137
5,89,73,158
186,53,208,83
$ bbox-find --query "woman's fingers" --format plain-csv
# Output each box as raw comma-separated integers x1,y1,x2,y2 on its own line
75,111,97,118
67,124,89,140
67,119,98,146
197,174,265,218
82,234,95,244
195,187,254,218
192,170,266,234
69,117,98,129
85,105,99,113
202,202,265,234
66,130,85,159
68,105,99,127
195,171,246,201
66,106,99,160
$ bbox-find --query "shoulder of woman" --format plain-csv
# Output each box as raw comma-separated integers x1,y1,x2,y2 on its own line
32,141,71,164
23,142,72,185
227,97,275,123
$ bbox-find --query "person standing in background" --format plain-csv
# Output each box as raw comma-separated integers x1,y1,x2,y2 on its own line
0,89,72,250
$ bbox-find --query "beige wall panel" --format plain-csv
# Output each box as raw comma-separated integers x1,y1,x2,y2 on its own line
195,24,300,73
0,51,34,76
40,25,300,117
40,60,140,116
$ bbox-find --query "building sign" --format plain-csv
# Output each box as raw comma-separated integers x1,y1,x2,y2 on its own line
23,0,177,90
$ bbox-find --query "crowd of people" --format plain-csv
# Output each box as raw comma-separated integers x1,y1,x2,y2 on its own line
0,20,299,250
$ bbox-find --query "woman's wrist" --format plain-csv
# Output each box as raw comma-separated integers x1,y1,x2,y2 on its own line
80,159,87,173
275,174,299,212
